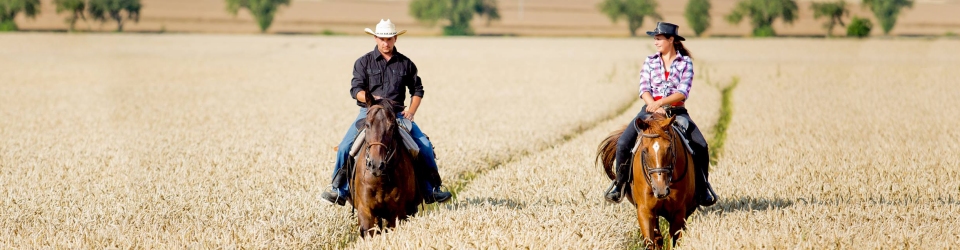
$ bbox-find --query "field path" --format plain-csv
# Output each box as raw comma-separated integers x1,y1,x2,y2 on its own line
0,34,646,248
352,60,725,249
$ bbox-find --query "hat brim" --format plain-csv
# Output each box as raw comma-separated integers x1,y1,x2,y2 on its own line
365,28,406,38
646,31,685,41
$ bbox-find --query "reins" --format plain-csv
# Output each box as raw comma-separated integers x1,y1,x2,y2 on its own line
638,122,689,188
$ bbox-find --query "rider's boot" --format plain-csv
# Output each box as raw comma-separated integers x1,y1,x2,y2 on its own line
604,160,633,203
423,186,452,204
695,152,717,207
321,158,352,206
422,168,452,204
698,181,718,207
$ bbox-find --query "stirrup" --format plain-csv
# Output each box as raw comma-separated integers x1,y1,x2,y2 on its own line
604,181,626,203
424,187,452,204
698,182,718,207
321,186,347,206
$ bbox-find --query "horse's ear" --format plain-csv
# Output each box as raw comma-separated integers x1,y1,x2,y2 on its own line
634,115,650,132
662,116,676,130
363,90,375,107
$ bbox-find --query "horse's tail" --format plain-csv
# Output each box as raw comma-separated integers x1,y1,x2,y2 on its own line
596,126,626,180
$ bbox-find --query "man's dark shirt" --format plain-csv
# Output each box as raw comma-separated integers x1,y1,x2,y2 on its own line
350,46,423,111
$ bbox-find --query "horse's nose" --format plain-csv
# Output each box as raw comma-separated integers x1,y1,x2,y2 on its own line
653,188,670,199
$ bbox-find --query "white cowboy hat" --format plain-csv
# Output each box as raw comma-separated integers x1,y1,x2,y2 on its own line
364,19,407,38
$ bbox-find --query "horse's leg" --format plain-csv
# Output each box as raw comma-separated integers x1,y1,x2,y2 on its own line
357,211,376,239
375,218,384,235
385,214,405,231
636,209,660,250
668,213,687,248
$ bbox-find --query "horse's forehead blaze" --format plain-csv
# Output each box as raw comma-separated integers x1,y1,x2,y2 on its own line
653,141,661,168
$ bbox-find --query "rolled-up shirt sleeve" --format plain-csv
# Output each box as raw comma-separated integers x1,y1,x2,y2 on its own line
350,58,367,100
675,57,694,98
638,60,653,96
408,63,424,97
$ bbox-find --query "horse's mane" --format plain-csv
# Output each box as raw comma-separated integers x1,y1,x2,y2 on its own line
369,99,398,117
367,99,398,122
637,113,672,135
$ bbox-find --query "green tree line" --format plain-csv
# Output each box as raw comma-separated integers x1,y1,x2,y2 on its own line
596,0,915,38
0,0,923,37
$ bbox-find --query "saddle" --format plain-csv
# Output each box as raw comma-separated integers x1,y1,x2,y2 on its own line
349,118,421,159
343,118,440,191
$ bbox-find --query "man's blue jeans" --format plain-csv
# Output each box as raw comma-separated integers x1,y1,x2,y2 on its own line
331,108,438,196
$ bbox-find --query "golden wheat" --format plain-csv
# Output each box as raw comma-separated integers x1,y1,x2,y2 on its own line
3,34,958,249
0,34,639,248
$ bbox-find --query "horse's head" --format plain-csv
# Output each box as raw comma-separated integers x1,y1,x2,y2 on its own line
634,113,678,199
363,97,399,178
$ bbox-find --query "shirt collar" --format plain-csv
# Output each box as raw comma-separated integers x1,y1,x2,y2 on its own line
649,50,683,61
372,46,400,60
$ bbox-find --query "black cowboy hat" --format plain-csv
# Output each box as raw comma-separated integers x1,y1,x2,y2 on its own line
646,22,685,41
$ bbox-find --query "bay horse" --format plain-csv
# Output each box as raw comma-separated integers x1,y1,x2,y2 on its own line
596,113,697,249
349,96,423,238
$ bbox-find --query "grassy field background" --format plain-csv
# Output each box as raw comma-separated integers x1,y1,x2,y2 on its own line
2,34,959,248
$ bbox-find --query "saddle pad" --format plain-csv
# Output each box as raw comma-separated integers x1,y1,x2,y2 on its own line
396,118,420,158
630,125,694,155
348,119,421,158
349,129,366,157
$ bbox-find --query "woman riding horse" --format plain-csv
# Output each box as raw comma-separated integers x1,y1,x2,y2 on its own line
604,22,718,207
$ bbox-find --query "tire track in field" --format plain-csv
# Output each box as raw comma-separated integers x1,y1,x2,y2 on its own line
339,94,641,249
446,93,641,200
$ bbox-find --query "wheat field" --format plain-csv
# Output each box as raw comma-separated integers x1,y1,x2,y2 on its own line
2,34,959,249
0,33,640,248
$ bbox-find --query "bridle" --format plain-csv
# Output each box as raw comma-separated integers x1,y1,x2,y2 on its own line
362,105,399,172
638,128,688,188
364,140,397,170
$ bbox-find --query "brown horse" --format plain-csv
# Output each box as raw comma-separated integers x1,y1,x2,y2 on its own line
596,113,697,249
349,96,423,238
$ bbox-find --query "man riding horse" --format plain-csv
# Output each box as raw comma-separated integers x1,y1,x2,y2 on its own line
322,19,452,206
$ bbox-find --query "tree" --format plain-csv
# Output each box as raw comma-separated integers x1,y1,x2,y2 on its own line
862,0,913,35
811,0,848,37
725,0,798,37
409,0,500,36
88,0,140,32
684,0,711,37
226,0,290,33
55,0,85,32
846,16,872,38
0,0,41,31
598,0,661,36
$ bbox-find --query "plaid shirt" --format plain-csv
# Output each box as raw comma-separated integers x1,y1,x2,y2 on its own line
638,51,694,100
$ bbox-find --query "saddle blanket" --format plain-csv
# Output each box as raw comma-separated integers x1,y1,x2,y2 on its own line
349,118,420,158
